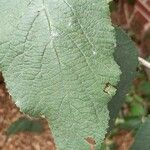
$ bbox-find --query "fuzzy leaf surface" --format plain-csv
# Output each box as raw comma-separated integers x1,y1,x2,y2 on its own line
0,0,120,149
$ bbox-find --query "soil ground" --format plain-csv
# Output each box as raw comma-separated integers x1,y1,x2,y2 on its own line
0,76,56,150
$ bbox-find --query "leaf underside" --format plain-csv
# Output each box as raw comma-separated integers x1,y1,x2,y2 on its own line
130,116,150,150
7,118,43,135
108,27,138,130
0,0,120,149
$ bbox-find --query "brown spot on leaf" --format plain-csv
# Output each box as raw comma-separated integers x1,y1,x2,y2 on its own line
85,137,96,145
85,137,96,150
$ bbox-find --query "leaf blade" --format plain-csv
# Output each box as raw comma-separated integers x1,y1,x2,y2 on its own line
0,1,120,149
108,27,138,130
130,116,150,150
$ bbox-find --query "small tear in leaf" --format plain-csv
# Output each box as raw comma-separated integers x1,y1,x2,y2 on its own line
103,82,117,95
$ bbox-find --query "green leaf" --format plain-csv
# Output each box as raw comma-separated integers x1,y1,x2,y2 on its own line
108,27,138,130
138,81,150,97
130,116,150,150
130,102,146,117
0,1,120,149
7,118,43,135
117,117,142,130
